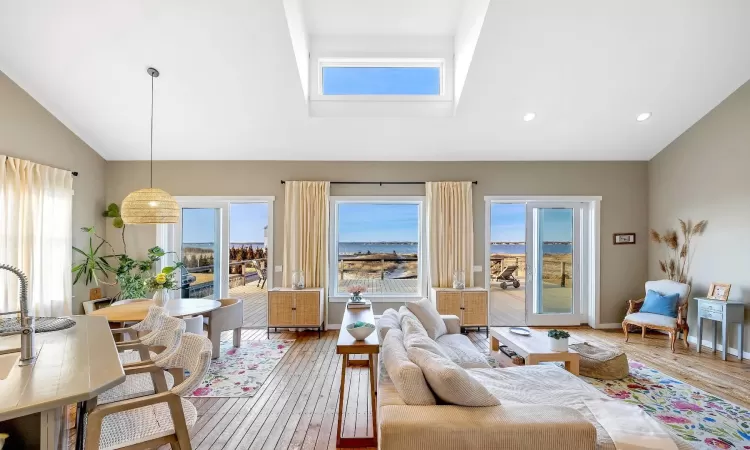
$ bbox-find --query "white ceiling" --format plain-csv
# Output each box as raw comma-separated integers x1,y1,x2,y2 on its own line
1,0,749,161
302,0,465,36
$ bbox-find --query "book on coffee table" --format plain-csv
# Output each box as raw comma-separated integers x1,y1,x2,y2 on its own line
346,299,372,309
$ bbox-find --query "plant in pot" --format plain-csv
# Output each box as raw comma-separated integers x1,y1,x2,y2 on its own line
547,329,570,352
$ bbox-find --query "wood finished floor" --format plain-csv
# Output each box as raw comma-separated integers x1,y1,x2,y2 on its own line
73,326,750,449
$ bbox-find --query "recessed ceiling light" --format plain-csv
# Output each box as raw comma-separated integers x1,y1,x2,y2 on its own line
636,112,651,122
523,112,536,121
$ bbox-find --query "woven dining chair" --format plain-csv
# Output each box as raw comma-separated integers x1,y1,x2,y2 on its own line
110,305,168,342
101,317,186,405
85,333,212,450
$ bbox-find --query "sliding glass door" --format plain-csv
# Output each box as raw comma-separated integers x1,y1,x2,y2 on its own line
176,206,226,300
525,203,583,326
487,199,590,327
163,197,273,328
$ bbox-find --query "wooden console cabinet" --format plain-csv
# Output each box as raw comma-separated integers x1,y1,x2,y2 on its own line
430,287,489,336
267,288,324,338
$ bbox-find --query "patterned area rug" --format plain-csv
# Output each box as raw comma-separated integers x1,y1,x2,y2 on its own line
583,361,750,449
188,339,294,398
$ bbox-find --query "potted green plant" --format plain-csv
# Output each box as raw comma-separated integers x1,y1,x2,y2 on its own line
547,329,570,352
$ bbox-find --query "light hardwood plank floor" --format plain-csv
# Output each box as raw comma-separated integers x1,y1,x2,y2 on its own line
72,326,750,449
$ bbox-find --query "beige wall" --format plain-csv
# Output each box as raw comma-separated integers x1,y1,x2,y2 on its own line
0,71,107,314
106,160,649,325
649,79,750,355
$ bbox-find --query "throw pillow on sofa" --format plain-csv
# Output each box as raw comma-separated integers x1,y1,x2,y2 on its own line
377,308,401,342
407,347,500,407
383,329,436,405
406,298,448,340
640,289,680,317
402,317,449,358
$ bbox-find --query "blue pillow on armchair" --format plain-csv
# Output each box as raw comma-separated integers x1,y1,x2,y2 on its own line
639,289,680,317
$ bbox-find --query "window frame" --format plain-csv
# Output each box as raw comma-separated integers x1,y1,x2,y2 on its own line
329,196,426,301
316,57,447,101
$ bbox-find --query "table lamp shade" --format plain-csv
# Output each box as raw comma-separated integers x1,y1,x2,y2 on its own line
121,188,179,224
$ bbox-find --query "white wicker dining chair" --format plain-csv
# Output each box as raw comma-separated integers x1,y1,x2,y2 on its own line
101,317,186,404
85,333,212,450
111,305,168,342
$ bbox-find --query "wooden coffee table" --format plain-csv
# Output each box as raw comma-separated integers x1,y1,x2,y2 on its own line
490,327,580,375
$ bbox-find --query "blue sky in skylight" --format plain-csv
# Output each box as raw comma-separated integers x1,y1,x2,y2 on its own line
322,67,440,95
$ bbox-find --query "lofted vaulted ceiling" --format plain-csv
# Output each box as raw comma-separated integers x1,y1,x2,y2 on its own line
1,0,749,161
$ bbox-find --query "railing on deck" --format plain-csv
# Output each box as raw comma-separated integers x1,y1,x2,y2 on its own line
181,258,266,298
337,255,418,280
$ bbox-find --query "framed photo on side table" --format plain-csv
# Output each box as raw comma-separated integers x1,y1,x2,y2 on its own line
613,233,636,245
707,283,732,301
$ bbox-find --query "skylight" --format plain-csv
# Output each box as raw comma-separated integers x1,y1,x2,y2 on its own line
319,58,443,96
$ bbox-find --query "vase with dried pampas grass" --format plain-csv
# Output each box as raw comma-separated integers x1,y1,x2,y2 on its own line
650,219,707,285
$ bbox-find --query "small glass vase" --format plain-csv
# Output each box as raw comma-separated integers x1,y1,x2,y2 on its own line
350,293,363,303
152,289,169,308
291,270,305,290
452,271,466,290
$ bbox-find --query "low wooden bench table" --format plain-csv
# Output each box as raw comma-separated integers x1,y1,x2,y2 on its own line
336,307,379,448
490,327,580,375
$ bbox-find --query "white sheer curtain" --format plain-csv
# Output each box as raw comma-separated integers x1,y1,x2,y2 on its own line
1,155,73,317
426,181,474,288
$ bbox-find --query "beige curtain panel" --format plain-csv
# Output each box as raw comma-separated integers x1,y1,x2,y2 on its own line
1,155,73,316
282,181,330,289
426,181,474,288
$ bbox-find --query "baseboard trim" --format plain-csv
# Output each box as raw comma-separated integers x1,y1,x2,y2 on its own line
327,324,341,330
596,323,624,329
687,336,750,359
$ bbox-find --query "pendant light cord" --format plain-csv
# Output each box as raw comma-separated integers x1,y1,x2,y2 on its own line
150,72,154,188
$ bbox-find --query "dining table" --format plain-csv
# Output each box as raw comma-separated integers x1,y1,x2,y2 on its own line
89,298,221,322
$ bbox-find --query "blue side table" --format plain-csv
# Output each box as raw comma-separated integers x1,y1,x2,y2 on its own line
695,297,745,361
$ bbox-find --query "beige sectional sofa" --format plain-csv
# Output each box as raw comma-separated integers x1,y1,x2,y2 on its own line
376,307,687,450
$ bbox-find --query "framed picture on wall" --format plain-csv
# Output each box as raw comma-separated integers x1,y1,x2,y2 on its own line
613,233,636,245
707,283,732,301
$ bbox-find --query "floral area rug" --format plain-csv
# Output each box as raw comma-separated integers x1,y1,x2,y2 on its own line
188,339,294,398
583,361,750,449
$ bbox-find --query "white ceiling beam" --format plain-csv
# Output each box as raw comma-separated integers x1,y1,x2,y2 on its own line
283,0,310,102
454,0,490,110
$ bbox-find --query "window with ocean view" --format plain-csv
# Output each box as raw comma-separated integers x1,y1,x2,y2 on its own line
332,200,422,297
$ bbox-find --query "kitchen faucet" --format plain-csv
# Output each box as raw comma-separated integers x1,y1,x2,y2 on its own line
0,263,36,365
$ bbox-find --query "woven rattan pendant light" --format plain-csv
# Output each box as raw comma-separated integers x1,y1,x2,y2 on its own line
121,67,179,224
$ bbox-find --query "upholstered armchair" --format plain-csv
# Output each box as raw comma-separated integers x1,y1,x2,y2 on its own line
622,280,691,352
206,298,244,358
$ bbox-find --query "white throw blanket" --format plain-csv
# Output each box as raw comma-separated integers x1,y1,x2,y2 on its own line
585,400,678,450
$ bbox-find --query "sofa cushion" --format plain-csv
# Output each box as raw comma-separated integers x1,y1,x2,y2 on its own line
382,329,436,406
407,347,499,407
639,289,680,317
406,298,448,340
398,306,420,328
377,308,401,342
624,312,677,329
436,334,492,369
402,317,449,358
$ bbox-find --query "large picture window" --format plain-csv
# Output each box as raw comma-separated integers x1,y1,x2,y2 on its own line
331,198,423,298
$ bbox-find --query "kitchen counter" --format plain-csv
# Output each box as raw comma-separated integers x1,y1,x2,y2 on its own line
0,315,125,449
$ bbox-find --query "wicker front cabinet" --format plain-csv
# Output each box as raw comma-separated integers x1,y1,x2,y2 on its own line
430,287,489,336
267,288,324,338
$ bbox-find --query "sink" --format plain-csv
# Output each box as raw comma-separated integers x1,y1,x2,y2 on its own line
0,351,20,380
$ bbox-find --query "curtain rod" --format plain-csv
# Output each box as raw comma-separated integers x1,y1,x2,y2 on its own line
4,156,78,176
280,181,477,185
